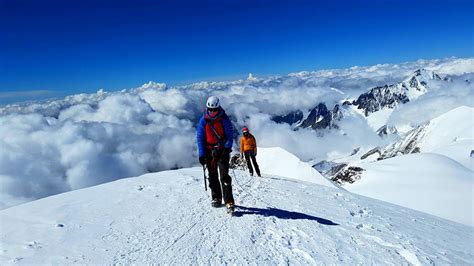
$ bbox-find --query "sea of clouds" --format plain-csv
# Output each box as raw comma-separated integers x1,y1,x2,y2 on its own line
0,57,472,209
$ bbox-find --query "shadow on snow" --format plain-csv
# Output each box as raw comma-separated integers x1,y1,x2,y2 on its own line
233,205,339,226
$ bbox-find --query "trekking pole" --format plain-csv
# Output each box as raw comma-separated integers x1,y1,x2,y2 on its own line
202,165,207,191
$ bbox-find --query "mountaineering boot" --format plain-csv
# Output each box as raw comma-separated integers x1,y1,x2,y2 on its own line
212,198,222,207
226,202,235,214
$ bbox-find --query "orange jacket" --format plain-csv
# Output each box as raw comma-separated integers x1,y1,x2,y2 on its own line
240,134,257,153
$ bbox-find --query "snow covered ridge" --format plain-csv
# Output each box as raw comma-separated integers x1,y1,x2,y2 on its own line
256,147,336,187
0,57,472,211
1,168,472,264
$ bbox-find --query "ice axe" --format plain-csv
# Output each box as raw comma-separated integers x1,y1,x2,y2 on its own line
202,165,207,191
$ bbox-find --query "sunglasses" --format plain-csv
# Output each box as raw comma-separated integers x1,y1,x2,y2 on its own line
208,108,219,112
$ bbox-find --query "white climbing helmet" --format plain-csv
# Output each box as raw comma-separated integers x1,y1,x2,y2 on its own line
206,96,220,109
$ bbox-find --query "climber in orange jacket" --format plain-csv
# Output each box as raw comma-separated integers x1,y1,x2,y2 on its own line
239,127,261,177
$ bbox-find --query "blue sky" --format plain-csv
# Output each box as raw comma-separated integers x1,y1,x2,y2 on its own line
1,0,473,104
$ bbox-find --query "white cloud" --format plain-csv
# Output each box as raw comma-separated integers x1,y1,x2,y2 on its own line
425,58,474,75
387,78,474,128
0,96,197,207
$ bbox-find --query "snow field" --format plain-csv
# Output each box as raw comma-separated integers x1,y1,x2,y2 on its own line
348,153,474,226
0,168,472,264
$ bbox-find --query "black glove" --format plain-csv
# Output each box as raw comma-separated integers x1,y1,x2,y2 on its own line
199,156,206,166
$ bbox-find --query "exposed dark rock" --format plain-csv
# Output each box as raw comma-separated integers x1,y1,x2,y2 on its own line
331,104,343,121
379,124,427,160
360,147,382,160
352,85,409,116
412,68,441,80
350,147,360,156
299,103,343,130
230,153,247,170
331,166,365,184
300,103,329,128
272,110,304,125
313,160,347,178
270,102,344,131
376,125,398,137
342,100,352,106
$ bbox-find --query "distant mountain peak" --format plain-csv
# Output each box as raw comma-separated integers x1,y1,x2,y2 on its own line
139,81,167,90
298,103,343,130
411,68,442,80
270,103,344,131
350,68,446,116
247,73,257,81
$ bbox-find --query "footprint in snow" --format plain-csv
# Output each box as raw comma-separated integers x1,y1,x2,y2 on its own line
355,223,378,231
334,192,350,201
25,241,41,249
350,207,373,217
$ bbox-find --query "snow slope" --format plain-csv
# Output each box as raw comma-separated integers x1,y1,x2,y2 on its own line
347,153,474,226
366,108,394,131
417,106,474,170
1,168,472,264
380,106,474,170
257,147,336,188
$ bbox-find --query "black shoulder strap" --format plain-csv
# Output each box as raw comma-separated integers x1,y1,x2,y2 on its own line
208,122,222,140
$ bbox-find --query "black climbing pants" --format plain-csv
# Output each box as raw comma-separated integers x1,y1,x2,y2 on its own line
244,151,261,176
205,149,234,204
